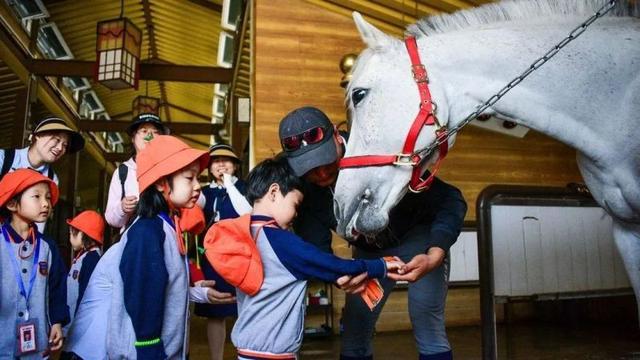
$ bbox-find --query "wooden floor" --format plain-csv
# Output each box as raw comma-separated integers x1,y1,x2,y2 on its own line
188,317,640,359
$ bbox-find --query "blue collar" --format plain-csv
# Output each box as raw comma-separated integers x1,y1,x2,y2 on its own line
158,212,175,228
3,223,36,244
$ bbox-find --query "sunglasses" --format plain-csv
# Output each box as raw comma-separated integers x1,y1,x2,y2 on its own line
282,126,329,151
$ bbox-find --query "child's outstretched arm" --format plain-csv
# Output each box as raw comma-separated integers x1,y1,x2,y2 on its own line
120,219,168,359
264,228,401,282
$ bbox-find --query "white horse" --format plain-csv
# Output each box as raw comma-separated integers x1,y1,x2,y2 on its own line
333,0,640,314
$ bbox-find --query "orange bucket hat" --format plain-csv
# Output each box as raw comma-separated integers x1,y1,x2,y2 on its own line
136,135,209,193
0,168,59,208
179,206,206,234
204,214,264,296
67,210,105,244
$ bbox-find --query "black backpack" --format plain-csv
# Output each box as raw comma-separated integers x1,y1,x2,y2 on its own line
0,149,54,180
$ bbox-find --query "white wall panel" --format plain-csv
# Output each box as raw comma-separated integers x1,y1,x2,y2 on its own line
490,206,629,297
449,231,479,282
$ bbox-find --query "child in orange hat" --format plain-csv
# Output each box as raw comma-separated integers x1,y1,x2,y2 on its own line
65,135,235,360
0,168,69,358
62,210,105,337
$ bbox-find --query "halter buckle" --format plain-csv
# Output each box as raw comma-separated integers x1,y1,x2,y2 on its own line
393,154,418,166
412,64,428,83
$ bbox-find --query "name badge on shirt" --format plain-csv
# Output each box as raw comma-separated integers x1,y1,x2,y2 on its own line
72,269,79,280
38,261,48,276
16,320,37,355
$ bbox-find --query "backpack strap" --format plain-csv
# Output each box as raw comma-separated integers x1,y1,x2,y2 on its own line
118,163,128,200
46,166,54,180
0,149,15,180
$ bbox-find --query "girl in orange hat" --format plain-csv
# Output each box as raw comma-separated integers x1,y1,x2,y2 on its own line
62,210,105,338
0,169,69,358
65,136,234,360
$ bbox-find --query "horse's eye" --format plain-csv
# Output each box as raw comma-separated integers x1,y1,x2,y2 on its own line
351,88,368,106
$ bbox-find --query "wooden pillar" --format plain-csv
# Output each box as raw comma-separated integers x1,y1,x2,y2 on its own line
11,75,36,147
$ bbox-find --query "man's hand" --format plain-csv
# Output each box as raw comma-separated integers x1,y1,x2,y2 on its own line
336,272,368,294
48,323,63,351
387,247,445,282
121,195,138,214
197,280,236,304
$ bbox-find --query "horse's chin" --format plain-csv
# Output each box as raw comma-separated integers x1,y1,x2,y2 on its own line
342,204,389,240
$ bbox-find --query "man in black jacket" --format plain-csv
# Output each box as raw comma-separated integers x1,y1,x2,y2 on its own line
279,106,467,360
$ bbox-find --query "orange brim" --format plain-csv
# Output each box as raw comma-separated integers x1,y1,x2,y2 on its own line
138,148,209,193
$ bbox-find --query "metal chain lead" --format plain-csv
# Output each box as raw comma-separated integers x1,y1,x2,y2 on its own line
416,0,616,158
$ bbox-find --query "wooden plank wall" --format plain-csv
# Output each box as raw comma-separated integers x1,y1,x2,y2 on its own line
254,0,585,332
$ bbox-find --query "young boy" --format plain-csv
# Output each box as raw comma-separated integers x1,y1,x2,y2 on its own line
0,169,69,358
204,158,401,360
64,210,105,334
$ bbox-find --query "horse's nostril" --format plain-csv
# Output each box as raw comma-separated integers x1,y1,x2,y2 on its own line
362,188,372,200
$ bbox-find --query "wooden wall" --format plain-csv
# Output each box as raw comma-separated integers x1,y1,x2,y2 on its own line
254,0,585,332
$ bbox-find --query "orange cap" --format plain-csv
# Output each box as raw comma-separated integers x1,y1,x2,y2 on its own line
179,206,205,234
67,210,105,244
136,135,209,193
0,168,59,208
204,214,264,296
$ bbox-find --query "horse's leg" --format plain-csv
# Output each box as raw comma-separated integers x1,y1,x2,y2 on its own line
613,221,640,323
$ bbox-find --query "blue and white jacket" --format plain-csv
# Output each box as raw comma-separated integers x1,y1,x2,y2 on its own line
65,213,189,359
0,223,69,359
63,248,101,336
230,215,387,357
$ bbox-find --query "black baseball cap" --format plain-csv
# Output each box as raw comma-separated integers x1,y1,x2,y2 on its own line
127,113,169,136
278,106,337,177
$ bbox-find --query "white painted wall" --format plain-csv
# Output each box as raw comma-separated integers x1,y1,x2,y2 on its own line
490,206,629,297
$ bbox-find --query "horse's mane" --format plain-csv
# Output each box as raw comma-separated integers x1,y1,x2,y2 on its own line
408,0,639,38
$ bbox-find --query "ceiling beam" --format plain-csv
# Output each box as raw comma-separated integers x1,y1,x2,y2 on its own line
29,59,233,83
188,0,222,12
79,119,222,135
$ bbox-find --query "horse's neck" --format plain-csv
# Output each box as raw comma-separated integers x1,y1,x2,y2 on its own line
421,18,640,163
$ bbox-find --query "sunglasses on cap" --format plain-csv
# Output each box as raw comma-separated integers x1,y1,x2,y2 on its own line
281,126,330,152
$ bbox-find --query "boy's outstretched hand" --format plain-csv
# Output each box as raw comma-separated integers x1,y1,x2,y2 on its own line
383,256,405,274
335,256,405,295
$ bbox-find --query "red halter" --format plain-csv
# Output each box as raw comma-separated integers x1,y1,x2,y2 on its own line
339,36,449,193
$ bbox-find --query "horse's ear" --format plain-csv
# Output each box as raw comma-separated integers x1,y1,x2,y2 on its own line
353,12,394,49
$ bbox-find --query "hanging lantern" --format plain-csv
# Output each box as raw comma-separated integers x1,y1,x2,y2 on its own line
95,18,142,90
132,95,160,117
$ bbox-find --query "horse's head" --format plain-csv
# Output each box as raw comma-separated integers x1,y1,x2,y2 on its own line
334,13,451,239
